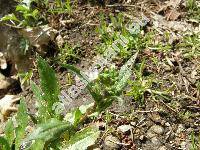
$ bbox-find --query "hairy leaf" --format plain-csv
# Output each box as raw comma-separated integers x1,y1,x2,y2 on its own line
25,119,72,143
63,125,100,150
15,99,29,149
61,64,102,103
0,137,10,150
37,57,60,116
5,119,15,146
30,140,45,150
30,81,50,122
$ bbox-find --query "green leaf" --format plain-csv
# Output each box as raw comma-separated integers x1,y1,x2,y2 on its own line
4,119,15,146
114,51,138,93
30,80,50,122
25,119,72,143
30,81,43,101
37,57,60,116
63,125,100,150
16,5,29,12
0,13,19,22
0,137,10,150
15,99,29,149
64,109,82,126
30,140,45,150
60,64,102,103
16,99,29,129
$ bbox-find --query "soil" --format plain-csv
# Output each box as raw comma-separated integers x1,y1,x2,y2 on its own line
0,0,199,149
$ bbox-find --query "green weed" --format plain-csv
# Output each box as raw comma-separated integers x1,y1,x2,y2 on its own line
186,0,200,22
55,43,81,64
177,32,200,59
0,1,41,27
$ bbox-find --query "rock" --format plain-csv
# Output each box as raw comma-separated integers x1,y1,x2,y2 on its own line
104,135,120,150
151,137,162,146
139,135,145,141
165,122,170,127
158,145,167,150
151,125,164,135
180,141,191,150
147,125,164,139
147,129,157,139
149,113,162,123
117,124,133,133
176,124,184,135
130,122,136,126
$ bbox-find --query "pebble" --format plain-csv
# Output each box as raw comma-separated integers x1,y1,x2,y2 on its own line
151,137,162,146
165,122,170,127
176,124,184,135
139,135,145,141
147,125,164,139
117,125,133,133
104,135,120,149
158,145,167,150
151,125,164,135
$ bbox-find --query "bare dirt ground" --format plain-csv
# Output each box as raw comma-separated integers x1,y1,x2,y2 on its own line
0,0,199,149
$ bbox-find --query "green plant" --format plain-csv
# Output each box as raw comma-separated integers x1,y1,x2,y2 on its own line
96,13,145,60
56,43,80,64
0,49,138,149
190,131,200,150
187,0,197,11
47,0,72,15
0,100,28,150
177,32,200,59
127,59,169,105
186,0,200,22
0,0,41,27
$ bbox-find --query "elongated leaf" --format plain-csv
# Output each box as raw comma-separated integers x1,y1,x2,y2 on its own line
16,5,29,12
37,57,60,115
61,64,102,103
64,108,82,126
25,119,72,143
5,119,15,146
30,140,45,150
15,99,29,149
16,99,29,129
0,14,19,22
30,80,50,122
30,80,43,101
114,51,138,93
0,137,10,150
63,125,100,150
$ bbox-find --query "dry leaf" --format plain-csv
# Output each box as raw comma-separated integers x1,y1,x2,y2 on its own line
19,25,57,54
166,9,181,21
0,95,20,121
0,52,7,70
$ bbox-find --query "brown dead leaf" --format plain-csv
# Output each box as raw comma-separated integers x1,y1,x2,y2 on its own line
0,52,7,70
0,95,20,121
166,9,181,21
19,25,57,54
168,0,182,8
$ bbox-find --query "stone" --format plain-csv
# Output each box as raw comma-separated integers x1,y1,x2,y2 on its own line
104,135,120,149
159,146,167,150
151,137,162,146
147,125,164,139
147,130,157,139
151,125,164,135
117,124,133,133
